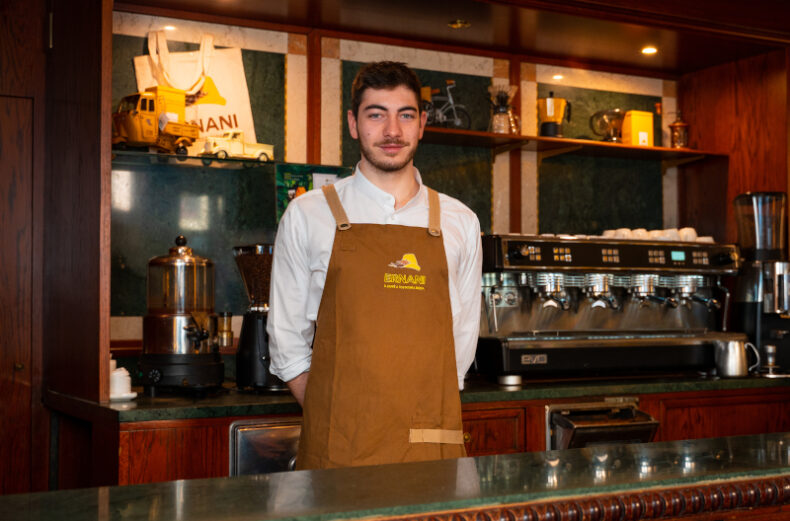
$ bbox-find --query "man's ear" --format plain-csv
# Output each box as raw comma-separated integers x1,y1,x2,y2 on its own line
418,109,428,139
347,109,359,140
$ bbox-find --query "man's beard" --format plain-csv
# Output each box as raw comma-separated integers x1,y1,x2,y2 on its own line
359,139,415,173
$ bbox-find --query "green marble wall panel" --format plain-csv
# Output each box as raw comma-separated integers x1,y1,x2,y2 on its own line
539,154,663,235
112,34,285,161
340,60,493,233
536,83,663,234
536,83,663,145
111,160,277,316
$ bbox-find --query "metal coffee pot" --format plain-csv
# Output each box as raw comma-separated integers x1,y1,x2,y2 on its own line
714,335,760,377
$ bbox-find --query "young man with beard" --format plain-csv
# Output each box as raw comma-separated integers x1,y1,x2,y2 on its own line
267,61,482,470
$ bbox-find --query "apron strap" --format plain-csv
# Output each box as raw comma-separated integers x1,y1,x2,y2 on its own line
427,188,442,237
322,184,351,231
409,428,464,444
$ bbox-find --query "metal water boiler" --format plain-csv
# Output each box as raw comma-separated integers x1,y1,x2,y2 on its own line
139,235,224,395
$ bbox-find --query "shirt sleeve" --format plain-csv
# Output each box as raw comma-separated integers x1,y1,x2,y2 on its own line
454,216,483,390
266,202,315,382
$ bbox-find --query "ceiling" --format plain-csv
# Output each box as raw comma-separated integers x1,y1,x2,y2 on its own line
116,0,790,78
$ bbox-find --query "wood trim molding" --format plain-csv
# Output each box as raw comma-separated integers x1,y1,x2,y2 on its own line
306,30,321,164
509,57,522,233
377,475,790,521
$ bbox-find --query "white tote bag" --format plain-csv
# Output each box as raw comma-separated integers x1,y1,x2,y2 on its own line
134,31,257,146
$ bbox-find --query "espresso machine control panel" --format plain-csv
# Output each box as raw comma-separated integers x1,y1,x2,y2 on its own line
484,235,740,274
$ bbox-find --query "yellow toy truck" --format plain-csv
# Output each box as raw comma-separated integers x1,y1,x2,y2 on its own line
112,86,200,155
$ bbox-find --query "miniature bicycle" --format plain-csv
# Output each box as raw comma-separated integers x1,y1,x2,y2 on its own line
422,80,472,130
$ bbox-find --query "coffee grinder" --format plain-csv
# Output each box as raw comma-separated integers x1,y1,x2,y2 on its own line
233,244,285,391
732,192,790,374
140,235,224,396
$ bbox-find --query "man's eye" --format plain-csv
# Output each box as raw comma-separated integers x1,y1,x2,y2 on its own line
401,113,415,120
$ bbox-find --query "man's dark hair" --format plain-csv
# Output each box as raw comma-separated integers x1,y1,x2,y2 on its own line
350,61,422,117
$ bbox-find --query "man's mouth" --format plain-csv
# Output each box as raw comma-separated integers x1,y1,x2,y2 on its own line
377,141,408,154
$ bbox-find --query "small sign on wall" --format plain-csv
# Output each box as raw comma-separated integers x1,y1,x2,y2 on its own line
275,164,352,222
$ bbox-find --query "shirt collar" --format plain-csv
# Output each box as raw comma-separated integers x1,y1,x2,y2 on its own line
352,164,428,210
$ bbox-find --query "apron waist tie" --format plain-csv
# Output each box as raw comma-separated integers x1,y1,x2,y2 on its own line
409,428,464,444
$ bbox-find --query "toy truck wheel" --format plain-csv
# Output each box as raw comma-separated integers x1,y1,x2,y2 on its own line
216,150,228,159
257,152,271,162
175,145,188,161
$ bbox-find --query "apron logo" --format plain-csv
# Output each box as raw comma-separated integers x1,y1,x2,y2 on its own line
384,254,426,290
388,253,421,271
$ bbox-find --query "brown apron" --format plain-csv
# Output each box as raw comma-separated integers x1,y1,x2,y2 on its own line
295,183,466,469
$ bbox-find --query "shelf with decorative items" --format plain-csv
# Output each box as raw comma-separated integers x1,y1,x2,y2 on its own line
420,127,726,166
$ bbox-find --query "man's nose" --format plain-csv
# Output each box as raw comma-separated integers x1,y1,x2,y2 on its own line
383,115,402,138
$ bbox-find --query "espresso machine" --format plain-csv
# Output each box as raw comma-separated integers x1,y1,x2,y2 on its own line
475,235,740,384
733,192,790,374
140,236,224,396
233,244,285,391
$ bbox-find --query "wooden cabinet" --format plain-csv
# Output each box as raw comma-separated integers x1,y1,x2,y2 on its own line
110,385,790,485
461,407,525,456
639,388,790,442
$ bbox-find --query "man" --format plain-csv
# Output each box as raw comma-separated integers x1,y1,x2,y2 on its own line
267,61,482,469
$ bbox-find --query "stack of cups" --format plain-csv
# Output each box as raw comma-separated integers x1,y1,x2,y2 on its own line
110,363,132,397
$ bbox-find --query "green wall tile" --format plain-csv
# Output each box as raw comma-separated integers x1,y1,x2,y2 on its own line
111,162,277,316
539,154,663,235
536,83,664,234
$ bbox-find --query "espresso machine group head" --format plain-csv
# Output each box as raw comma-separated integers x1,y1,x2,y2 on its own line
233,244,285,391
732,192,790,374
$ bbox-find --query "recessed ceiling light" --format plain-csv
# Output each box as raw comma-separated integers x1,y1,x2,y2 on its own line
553,74,564,80
163,25,177,31
447,19,471,29
641,46,658,55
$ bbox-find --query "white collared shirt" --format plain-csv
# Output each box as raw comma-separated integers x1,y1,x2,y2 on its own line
267,165,482,390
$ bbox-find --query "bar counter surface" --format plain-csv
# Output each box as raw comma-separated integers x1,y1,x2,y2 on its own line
83,375,790,422
5,432,790,521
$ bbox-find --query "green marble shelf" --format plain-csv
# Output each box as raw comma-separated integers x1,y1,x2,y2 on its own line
87,376,790,423
3,432,790,521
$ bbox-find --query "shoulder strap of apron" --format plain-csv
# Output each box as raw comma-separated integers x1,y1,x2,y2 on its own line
322,184,351,230
427,188,442,237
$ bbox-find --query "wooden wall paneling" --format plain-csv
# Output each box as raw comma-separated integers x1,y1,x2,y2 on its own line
1,0,49,493
678,49,788,244
676,156,729,241
0,96,34,495
56,415,93,490
44,0,112,402
91,420,119,487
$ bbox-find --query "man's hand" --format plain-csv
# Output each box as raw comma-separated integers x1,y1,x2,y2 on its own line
287,372,309,407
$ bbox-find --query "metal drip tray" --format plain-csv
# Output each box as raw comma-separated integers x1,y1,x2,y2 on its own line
475,332,723,377
504,330,712,348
